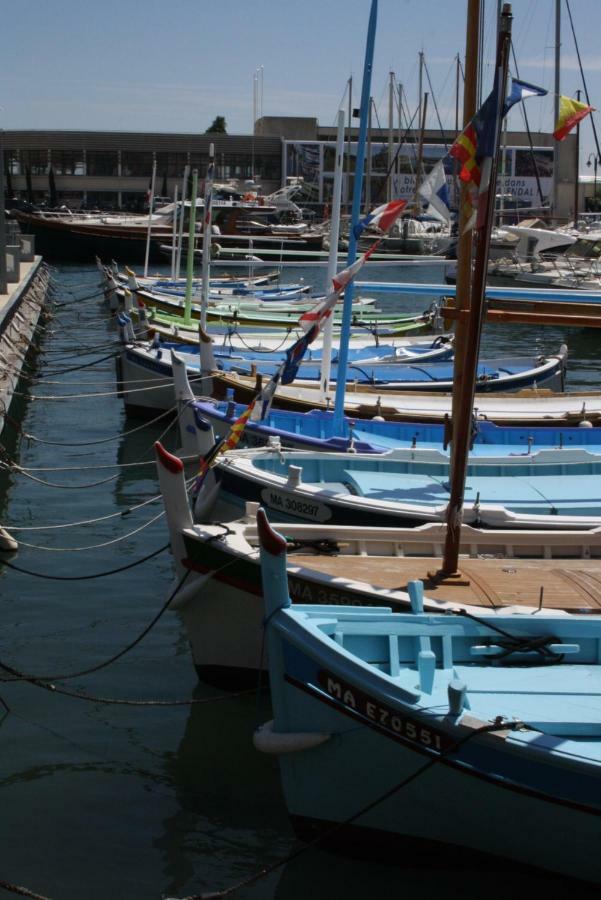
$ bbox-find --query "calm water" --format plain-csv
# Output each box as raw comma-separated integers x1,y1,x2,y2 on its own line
0,262,598,900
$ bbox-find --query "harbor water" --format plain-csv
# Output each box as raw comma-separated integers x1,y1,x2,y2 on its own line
0,261,599,900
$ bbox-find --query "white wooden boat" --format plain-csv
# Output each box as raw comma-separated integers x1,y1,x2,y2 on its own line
154,442,601,686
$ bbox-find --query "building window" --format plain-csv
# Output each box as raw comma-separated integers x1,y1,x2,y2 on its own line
85,191,119,210
155,152,189,177
86,151,118,176
514,148,553,178
7,152,20,175
21,150,48,175
121,152,155,177
52,151,85,175
254,153,280,181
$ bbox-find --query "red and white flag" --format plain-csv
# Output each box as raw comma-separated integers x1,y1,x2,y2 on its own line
353,199,407,240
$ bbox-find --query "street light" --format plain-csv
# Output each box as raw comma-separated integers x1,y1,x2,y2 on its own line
587,152,599,207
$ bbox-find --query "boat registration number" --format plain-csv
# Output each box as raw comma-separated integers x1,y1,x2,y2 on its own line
318,669,452,753
262,488,331,522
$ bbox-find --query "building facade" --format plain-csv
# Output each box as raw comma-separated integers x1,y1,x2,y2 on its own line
2,120,577,220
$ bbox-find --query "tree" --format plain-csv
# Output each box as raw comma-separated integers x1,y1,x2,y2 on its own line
205,116,227,134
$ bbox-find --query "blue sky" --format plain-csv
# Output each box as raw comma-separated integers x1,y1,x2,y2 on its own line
1,0,600,170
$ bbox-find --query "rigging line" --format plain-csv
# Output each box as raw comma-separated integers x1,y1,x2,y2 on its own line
565,0,601,162
0,542,169,580
14,509,166,552
373,103,421,203
10,377,184,401
3,491,164,531
13,467,121,490
9,459,160,474
423,59,450,152
53,288,107,305
13,351,119,380
510,42,546,208
0,877,51,900
184,717,521,900
12,365,171,387
15,403,178,446
0,545,253,685
0,567,191,683
2,472,197,532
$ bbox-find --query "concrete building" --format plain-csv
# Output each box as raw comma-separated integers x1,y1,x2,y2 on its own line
2,120,577,220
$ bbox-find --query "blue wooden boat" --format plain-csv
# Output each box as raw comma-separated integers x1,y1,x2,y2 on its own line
197,445,601,529
255,509,601,883
187,398,601,456
201,349,566,393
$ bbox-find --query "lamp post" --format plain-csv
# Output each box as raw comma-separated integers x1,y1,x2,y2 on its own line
587,152,599,209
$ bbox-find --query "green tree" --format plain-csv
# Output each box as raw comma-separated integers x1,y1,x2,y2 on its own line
205,116,227,134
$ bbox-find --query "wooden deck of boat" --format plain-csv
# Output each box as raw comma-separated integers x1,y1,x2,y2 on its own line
289,554,601,610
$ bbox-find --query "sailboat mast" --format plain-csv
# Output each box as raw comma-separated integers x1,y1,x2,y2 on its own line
143,158,157,278
553,0,561,219
388,72,395,202
319,109,345,399
441,3,513,577
447,0,480,508
574,90,581,230
200,144,215,332
183,169,198,326
333,0,378,432
413,92,428,209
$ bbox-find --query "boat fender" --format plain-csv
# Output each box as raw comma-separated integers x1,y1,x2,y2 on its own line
253,720,331,755
0,526,17,552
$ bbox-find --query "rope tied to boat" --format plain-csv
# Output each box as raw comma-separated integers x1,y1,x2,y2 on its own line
285,537,340,556
453,609,564,664
176,715,525,900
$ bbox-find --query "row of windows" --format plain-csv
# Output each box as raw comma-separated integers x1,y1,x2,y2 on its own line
5,150,281,181
288,142,554,180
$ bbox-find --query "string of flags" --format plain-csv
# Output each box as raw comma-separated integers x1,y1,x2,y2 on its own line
190,80,596,486
191,201,408,489
420,78,594,232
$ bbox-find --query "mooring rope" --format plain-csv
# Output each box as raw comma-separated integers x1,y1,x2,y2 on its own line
14,509,165,552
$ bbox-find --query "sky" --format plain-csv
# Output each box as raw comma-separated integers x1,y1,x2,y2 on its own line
1,0,600,172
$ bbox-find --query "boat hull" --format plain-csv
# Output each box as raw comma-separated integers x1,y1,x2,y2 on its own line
273,651,601,883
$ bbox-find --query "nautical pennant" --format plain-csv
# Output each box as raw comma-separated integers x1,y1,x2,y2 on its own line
503,78,548,115
192,400,256,494
352,199,407,240
418,160,451,222
553,95,594,141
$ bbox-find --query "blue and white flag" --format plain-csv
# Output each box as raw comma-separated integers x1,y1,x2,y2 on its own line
503,78,547,116
418,160,451,223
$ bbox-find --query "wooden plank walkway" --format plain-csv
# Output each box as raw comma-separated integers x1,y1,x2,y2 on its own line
289,554,601,611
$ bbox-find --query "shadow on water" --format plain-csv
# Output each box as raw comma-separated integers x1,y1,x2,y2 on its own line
156,685,293,899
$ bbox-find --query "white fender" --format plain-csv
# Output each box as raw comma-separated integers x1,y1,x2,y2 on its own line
253,720,331,755
122,288,133,315
125,267,139,291
0,526,18,552
199,325,216,373
105,272,120,311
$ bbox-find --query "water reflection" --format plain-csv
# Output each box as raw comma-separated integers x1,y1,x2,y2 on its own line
157,685,292,899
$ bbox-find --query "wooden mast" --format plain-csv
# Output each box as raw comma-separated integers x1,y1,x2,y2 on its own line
438,2,514,578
